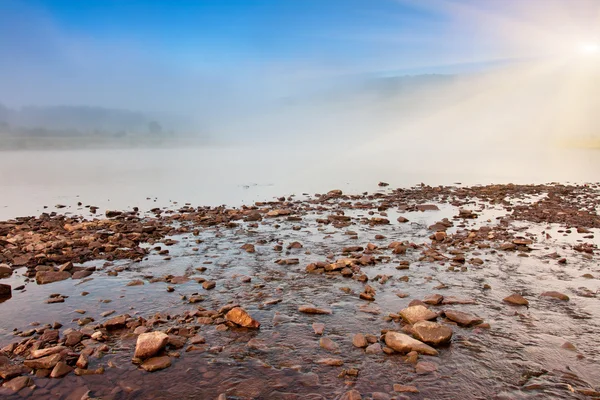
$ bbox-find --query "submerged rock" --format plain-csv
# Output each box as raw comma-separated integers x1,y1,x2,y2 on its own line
141,356,171,372
298,305,332,314
384,331,438,356
443,310,483,327
225,307,260,328
411,321,453,346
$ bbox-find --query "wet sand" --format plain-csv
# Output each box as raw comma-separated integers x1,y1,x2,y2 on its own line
0,183,599,399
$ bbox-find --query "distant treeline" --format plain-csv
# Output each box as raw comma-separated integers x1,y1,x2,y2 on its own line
0,103,170,137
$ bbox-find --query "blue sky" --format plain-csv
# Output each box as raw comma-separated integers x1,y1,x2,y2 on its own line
0,0,598,113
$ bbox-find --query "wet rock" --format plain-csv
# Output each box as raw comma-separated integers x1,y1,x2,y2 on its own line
339,389,362,400
140,356,171,372
127,279,144,286
104,314,129,330
299,305,332,314
24,353,62,369
2,376,32,392
541,291,569,301
384,331,438,356
50,361,72,378
0,284,11,297
503,294,529,306
134,331,169,359
0,364,27,380
372,393,391,400
316,358,344,366
365,343,382,354
241,244,256,253
399,305,437,324
423,294,443,305
30,345,66,359
225,307,260,328
415,361,438,374
202,281,216,290
76,353,89,369
352,333,368,348
443,310,483,327
393,384,419,393
319,337,339,353
561,342,577,351
411,321,453,346
72,270,93,279
312,323,325,335
36,270,71,284
397,216,409,223
65,331,84,346
0,264,13,278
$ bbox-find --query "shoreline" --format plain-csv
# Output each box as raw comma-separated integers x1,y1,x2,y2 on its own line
0,182,599,399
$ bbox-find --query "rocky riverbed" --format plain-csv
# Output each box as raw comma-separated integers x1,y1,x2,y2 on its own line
0,183,599,399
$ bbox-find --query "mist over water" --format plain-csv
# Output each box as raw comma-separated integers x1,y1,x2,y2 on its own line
1,0,600,217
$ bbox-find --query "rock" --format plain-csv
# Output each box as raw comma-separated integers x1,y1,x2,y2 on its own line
76,353,89,369
225,307,260,328
36,271,71,284
393,384,419,393
397,216,409,223
411,321,453,346
319,337,339,353
561,342,577,351
0,264,13,278
0,364,27,380
24,353,62,369
72,270,93,279
339,390,362,400
30,346,66,359
365,343,382,354
312,323,325,335
50,361,73,378
316,358,344,366
503,294,529,306
202,281,216,290
104,314,129,330
399,305,437,324
241,243,256,253
352,333,368,348
441,296,476,305
58,262,73,272
434,231,447,241
0,284,11,297
423,294,443,305
384,331,438,356
415,361,438,374
372,393,391,400
417,204,439,211
298,305,332,314
443,310,483,327
65,331,84,346
141,356,171,372
134,331,169,359
127,280,144,286
2,376,32,392
541,291,569,301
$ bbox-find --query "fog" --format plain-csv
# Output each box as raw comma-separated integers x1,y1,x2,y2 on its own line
0,0,600,217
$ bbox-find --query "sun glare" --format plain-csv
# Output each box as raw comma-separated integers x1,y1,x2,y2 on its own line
579,42,600,55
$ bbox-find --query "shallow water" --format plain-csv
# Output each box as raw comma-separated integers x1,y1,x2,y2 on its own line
1,189,599,399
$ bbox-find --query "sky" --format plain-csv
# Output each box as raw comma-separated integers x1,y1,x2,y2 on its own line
0,0,599,115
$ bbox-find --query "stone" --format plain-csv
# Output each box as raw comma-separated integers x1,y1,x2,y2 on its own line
0,284,10,297
2,376,32,392
72,270,93,279
541,291,569,301
443,310,483,327
399,305,437,324
384,331,438,356
411,321,453,346
316,358,344,366
0,264,13,278
241,244,255,253
225,307,260,328
141,356,171,372
0,364,27,380
65,331,84,346
503,294,529,306
319,337,339,353
352,333,368,348
104,314,129,330
134,331,169,359
365,343,382,354
423,294,443,305
415,361,438,374
24,353,62,369
50,361,73,378
393,384,419,393
76,353,89,369
298,305,332,314
36,271,71,284
202,281,216,290
30,346,66,359
312,323,325,335
340,390,362,400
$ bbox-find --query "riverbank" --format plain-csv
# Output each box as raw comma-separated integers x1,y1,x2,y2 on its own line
0,183,599,399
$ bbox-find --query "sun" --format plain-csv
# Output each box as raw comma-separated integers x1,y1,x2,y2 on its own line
579,42,600,55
